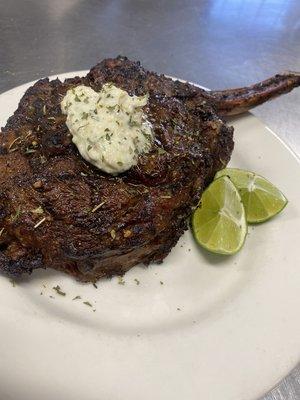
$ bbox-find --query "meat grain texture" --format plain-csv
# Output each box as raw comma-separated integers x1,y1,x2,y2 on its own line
0,57,299,282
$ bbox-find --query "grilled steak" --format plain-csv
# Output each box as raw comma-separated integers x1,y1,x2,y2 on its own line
0,57,299,282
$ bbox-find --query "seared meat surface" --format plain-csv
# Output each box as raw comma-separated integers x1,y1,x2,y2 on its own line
0,57,299,282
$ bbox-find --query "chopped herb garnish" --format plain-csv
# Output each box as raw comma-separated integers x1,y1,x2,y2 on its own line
78,123,89,130
8,136,22,150
11,206,21,222
72,295,81,301
40,155,47,164
83,98,89,104
160,281,164,285
33,180,43,189
74,94,81,102
157,148,166,155
134,278,140,285
31,206,44,214
25,131,33,139
82,111,89,120
83,301,93,307
118,276,125,285
128,116,140,127
25,148,37,154
117,161,123,166
93,283,98,289
91,201,106,213
52,285,66,296
34,217,46,229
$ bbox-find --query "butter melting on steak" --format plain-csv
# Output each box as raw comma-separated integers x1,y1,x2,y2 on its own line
0,57,299,282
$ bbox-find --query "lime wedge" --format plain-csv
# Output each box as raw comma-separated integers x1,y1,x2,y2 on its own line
191,176,247,255
215,168,288,223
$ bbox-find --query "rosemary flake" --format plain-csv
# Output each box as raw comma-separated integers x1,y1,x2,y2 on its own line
157,147,166,155
31,206,44,214
8,136,22,149
25,148,37,154
78,123,89,130
91,201,106,213
11,206,21,222
53,285,66,296
34,217,46,229
118,276,125,285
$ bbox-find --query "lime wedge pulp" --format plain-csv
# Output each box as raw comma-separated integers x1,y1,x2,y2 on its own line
191,176,247,255
215,168,288,223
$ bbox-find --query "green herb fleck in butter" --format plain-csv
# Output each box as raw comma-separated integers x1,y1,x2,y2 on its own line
61,83,154,174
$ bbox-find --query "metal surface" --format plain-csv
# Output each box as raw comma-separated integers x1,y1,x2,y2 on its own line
0,0,299,398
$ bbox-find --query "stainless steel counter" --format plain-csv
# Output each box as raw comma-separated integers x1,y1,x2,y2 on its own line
0,0,299,398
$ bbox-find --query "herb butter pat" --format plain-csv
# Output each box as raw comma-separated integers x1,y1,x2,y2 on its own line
61,83,154,174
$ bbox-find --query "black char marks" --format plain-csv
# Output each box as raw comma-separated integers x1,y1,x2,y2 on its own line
0,56,233,282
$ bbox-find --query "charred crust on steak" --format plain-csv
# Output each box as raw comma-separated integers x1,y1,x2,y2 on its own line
0,56,236,282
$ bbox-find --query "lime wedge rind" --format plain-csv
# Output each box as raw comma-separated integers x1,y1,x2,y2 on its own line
215,168,287,224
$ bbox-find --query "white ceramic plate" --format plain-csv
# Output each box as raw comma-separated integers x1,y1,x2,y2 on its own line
0,72,299,400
